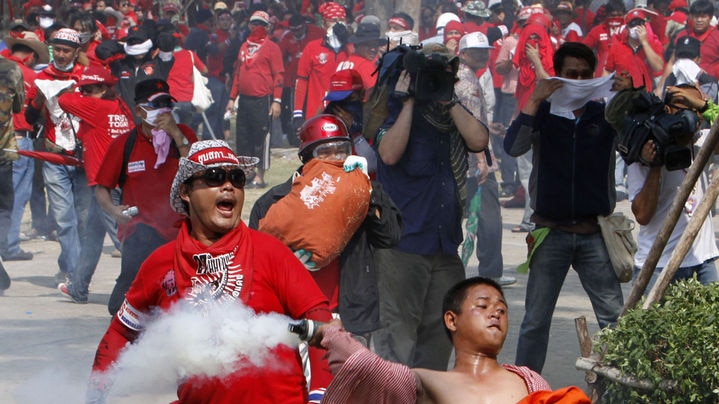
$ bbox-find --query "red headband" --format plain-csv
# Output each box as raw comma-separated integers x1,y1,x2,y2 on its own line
389,16,410,30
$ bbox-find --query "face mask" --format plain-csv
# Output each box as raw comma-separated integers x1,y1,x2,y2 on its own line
158,51,173,62
78,31,93,44
142,107,172,126
53,59,75,72
39,17,54,29
629,26,639,39
124,39,153,56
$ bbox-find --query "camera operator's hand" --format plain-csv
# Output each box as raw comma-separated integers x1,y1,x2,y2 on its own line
393,70,412,102
666,86,706,111
640,139,657,164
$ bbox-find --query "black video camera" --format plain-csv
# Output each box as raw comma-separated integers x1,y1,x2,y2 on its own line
617,91,699,171
402,46,458,102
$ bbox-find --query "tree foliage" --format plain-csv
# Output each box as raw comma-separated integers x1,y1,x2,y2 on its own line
596,278,719,403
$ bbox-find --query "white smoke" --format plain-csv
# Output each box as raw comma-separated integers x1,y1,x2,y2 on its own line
105,298,302,397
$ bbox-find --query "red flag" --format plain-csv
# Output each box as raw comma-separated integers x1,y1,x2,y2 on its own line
4,149,82,166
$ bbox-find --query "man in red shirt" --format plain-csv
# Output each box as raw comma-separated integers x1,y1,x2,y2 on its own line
603,8,664,91
93,78,197,314
87,139,333,403
225,10,284,188
673,0,719,79
57,65,135,304
337,22,384,96
278,14,324,145
292,2,351,132
583,0,626,78
24,28,86,285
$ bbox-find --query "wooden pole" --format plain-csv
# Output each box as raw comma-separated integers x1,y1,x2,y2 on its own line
643,168,719,308
622,120,719,314
575,357,677,391
575,316,600,401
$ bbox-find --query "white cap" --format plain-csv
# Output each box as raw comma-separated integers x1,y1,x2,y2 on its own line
435,12,461,30
459,31,493,50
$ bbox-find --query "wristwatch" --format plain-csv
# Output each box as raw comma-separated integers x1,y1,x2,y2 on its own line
180,137,189,146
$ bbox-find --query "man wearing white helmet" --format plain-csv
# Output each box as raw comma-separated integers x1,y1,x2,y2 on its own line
422,12,461,45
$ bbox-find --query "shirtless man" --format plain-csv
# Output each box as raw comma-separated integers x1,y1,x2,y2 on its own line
312,277,551,403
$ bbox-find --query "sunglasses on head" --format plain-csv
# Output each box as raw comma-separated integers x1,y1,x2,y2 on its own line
188,167,246,188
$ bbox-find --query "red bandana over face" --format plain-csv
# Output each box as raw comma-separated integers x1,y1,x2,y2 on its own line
173,221,254,305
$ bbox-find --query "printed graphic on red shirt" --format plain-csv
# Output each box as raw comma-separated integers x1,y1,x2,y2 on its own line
188,251,245,303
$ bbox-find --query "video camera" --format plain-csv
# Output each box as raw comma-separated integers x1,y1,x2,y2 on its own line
617,91,699,171
400,45,459,102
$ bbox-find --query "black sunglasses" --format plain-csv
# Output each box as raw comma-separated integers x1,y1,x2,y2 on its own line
139,99,175,109
188,167,246,188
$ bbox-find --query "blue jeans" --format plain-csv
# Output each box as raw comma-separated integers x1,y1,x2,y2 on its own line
516,229,624,373
633,260,718,293
67,189,107,300
43,162,91,276
467,173,503,278
7,137,34,256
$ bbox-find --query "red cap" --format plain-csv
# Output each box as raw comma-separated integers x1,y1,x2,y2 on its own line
625,8,648,24
324,69,363,102
76,65,117,87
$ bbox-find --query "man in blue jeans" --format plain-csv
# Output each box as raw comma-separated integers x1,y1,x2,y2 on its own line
504,42,624,373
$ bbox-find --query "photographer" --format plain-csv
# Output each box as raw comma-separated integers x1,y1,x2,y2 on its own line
371,43,489,371
624,84,719,291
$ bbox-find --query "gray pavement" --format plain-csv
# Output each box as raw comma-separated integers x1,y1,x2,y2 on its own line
0,152,644,402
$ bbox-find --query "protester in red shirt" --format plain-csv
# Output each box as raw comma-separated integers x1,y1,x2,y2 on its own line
71,12,103,67
278,14,324,145
673,0,719,79
292,2,351,132
339,22,383,96
583,0,626,77
93,78,197,315
603,8,664,91
225,10,284,188
57,65,135,304
88,139,333,404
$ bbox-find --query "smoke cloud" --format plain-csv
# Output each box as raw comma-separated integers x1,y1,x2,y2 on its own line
106,298,302,397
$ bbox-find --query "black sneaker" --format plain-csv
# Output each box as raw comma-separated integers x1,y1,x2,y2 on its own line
3,250,33,261
58,283,88,304
0,261,10,291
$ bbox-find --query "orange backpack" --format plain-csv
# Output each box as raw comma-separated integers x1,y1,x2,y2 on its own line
258,159,371,268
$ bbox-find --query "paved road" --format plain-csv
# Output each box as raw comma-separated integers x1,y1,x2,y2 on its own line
0,150,651,402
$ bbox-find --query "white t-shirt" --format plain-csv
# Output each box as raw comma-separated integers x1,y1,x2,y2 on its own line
627,146,719,268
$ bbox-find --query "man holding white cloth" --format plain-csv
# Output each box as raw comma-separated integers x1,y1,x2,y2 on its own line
504,42,624,373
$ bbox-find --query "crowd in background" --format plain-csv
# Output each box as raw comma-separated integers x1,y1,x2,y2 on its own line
1,0,719,400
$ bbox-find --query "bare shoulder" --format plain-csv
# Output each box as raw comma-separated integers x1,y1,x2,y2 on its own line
413,366,532,404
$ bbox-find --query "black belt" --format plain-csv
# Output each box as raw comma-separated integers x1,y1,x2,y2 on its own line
14,130,33,138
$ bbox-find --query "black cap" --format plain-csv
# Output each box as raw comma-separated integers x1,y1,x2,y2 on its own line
134,78,173,103
348,22,383,45
125,26,150,44
675,36,701,59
